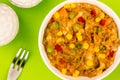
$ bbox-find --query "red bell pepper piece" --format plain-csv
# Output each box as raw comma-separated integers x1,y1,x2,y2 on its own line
78,17,85,23
55,44,62,52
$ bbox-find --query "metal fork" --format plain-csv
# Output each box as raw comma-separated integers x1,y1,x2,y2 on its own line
7,48,29,80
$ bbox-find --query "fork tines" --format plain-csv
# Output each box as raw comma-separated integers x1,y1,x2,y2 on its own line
12,48,29,69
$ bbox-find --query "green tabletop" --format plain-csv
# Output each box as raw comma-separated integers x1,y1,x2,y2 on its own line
0,0,120,80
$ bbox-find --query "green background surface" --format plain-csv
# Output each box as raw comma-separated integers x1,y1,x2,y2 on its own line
0,0,120,80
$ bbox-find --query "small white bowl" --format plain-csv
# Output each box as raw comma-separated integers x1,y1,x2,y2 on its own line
38,0,120,80
10,0,42,8
0,3,19,46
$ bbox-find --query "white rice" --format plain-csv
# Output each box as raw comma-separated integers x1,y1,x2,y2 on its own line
0,3,19,46
10,0,42,8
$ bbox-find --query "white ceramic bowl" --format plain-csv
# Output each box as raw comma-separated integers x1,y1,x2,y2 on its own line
10,0,42,8
38,0,120,80
0,3,19,46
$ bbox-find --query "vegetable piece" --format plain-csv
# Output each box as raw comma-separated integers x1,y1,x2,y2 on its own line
66,33,73,40
54,12,60,19
64,4,70,9
64,3,76,9
69,43,75,49
91,9,97,17
55,44,62,52
62,68,67,75
100,19,106,26
46,34,52,41
59,59,66,66
76,32,82,41
69,12,75,19
73,70,80,77
86,60,93,66
94,46,100,52
78,17,85,23
71,50,76,56
99,12,105,19
57,31,63,36
77,35,82,42
50,17,55,23
96,26,101,33
95,17,101,22
53,21,59,28
98,54,106,59
73,23,80,32
76,43,82,49
83,42,89,49
69,67,75,73
47,46,54,53
108,51,114,58
56,38,63,43
71,3,76,8
95,13,105,22
59,8,68,18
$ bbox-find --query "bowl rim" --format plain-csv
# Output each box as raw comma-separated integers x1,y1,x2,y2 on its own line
38,0,120,80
